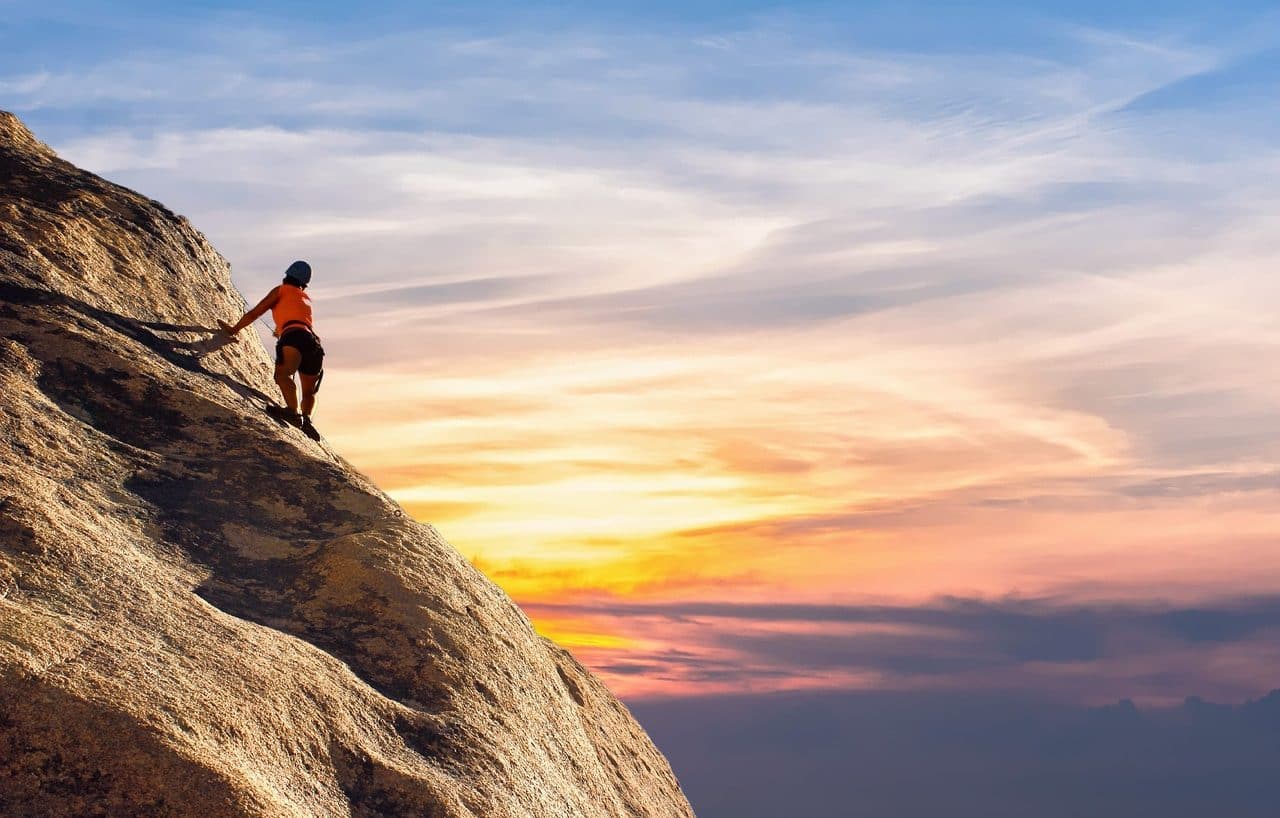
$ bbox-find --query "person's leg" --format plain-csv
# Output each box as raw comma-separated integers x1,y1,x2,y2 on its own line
297,333,324,419
299,373,319,417
275,346,302,412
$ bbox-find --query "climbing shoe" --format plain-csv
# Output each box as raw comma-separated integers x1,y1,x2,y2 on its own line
300,416,322,441
265,404,303,427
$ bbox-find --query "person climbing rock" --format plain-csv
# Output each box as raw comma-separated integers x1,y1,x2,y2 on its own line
219,260,325,441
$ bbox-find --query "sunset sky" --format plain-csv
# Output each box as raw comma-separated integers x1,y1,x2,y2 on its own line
7,0,1280,745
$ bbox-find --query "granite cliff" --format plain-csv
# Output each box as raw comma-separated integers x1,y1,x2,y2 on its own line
0,111,695,818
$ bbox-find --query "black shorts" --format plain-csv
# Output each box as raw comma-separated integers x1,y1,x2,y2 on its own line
276,327,325,381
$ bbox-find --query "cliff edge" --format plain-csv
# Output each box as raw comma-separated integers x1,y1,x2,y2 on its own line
0,111,695,818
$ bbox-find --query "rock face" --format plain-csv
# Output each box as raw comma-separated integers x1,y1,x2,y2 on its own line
0,112,695,818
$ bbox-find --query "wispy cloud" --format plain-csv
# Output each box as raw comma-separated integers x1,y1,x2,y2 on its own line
530,595,1280,700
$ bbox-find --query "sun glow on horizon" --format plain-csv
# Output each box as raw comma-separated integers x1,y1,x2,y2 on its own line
319,318,1280,698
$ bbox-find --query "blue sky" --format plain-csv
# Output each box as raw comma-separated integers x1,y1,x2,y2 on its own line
6,2,1280,815
8,1,1280,137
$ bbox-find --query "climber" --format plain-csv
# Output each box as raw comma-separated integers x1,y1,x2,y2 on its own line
218,260,324,441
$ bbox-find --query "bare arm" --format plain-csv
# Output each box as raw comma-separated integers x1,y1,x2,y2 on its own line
219,286,280,336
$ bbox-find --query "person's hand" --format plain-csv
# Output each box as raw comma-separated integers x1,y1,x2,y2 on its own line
217,320,237,337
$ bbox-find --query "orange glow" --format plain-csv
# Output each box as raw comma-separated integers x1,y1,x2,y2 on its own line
528,613,639,652
319,293,1280,697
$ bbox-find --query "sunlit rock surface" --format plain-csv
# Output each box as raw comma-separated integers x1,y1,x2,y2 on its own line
0,111,694,818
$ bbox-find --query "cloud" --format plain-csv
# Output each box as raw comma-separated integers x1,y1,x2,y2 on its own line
528,595,1280,701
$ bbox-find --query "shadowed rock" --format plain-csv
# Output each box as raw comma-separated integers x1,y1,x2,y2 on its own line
0,111,695,818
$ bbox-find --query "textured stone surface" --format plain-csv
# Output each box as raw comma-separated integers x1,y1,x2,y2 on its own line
0,111,695,818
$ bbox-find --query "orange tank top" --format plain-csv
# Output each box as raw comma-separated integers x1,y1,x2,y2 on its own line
271,284,313,336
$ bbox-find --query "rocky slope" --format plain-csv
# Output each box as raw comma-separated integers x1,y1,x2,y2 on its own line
0,111,695,818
